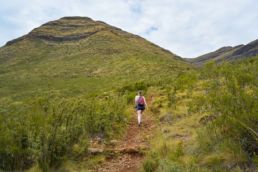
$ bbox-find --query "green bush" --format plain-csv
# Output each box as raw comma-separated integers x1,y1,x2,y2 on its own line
117,81,149,94
0,94,128,171
195,57,258,167
157,160,184,172
167,71,198,108
143,151,159,172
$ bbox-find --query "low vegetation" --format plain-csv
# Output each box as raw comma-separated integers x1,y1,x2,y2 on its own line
142,56,258,172
0,17,191,171
0,94,127,171
0,17,257,172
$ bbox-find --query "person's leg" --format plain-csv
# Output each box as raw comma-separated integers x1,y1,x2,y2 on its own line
137,110,142,126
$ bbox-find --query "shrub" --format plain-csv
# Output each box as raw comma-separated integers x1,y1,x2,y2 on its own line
195,58,258,168
143,151,159,172
157,160,184,172
0,94,128,171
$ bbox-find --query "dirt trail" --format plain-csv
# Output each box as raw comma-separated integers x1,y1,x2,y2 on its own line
95,112,156,172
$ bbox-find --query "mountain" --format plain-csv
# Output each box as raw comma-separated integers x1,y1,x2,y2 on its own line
188,39,258,65
0,16,192,171
1,16,257,172
0,16,190,99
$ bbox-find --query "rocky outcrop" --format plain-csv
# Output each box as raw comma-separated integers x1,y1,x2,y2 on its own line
159,113,173,124
30,31,99,42
4,17,108,45
3,16,184,62
231,39,258,58
199,114,217,125
88,147,104,155
5,36,27,46
5,31,100,45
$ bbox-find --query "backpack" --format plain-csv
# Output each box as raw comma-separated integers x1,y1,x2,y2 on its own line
138,96,145,105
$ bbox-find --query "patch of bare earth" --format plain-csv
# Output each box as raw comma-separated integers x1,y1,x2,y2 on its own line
94,112,156,172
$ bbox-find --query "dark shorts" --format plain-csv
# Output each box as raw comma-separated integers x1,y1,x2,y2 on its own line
136,104,145,111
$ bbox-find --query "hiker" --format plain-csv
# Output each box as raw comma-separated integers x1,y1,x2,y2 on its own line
135,91,147,126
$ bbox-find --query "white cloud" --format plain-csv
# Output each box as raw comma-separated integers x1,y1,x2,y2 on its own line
0,0,258,57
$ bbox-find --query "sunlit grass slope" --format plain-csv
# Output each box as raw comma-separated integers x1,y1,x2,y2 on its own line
0,17,192,171
142,56,258,172
0,17,190,100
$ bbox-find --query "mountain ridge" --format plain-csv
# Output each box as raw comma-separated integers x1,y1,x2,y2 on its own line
0,16,192,171
0,16,257,172
187,39,258,65
0,16,190,99
3,16,182,60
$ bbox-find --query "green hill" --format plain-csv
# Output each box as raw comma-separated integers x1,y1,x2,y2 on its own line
143,56,258,172
0,16,189,100
0,17,257,172
0,17,191,171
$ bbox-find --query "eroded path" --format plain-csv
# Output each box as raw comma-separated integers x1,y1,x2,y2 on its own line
95,112,156,172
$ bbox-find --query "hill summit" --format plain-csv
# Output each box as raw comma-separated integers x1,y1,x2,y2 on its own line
6,17,151,45
5,16,178,54
0,16,191,171
0,16,257,172
0,16,189,99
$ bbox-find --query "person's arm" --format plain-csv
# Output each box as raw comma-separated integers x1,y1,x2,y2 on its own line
144,97,148,109
135,96,138,105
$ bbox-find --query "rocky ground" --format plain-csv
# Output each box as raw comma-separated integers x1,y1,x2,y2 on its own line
93,111,156,172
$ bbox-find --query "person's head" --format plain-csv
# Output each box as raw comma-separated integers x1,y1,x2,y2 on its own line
138,91,142,96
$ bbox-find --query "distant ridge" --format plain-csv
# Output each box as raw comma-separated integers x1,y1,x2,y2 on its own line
187,39,258,65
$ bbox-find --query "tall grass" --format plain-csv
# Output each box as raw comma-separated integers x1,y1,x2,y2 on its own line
194,58,258,169
0,94,128,171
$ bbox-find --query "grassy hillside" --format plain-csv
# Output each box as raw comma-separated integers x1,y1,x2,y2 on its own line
0,17,189,100
0,17,191,171
0,16,257,172
143,56,258,172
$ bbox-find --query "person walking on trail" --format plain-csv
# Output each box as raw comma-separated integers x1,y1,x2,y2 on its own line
135,91,147,127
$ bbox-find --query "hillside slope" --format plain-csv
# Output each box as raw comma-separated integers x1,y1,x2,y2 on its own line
188,39,258,65
0,16,189,100
0,16,257,172
0,17,192,171
142,56,258,172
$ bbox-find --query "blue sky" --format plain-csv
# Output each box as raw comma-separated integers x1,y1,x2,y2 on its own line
1,0,258,58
